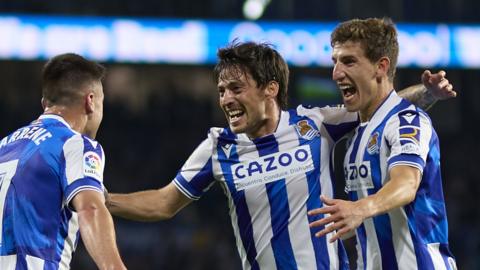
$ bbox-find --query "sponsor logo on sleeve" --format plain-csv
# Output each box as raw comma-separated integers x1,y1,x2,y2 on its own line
83,151,103,180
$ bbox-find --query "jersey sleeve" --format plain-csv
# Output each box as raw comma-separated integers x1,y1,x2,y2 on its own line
298,105,359,142
62,134,105,209
173,133,215,200
385,110,433,173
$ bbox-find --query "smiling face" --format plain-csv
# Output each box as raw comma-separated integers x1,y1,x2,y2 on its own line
217,67,279,139
332,41,391,121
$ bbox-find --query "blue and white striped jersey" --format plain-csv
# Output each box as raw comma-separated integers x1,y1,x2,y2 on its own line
0,114,105,269
344,91,456,270
174,105,358,270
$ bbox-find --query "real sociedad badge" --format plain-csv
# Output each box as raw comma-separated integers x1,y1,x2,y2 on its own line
295,120,319,140
367,131,380,155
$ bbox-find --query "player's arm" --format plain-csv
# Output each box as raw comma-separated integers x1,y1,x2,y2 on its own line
308,165,420,242
397,70,456,110
72,190,127,270
107,182,193,221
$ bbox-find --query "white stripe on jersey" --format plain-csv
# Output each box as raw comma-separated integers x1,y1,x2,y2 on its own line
318,125,340,270
239,134,277,269
64,135,85,185
59,213,79,270
281,112,317,270
26,255,45,269
0,255,16,269
427,243,447,270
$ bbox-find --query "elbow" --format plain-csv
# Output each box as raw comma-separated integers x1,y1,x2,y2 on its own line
402,181,420,205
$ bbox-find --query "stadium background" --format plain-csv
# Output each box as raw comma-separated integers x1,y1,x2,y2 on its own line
0,0,478,269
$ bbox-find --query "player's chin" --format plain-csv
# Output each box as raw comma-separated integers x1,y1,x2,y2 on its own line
229,124,246,134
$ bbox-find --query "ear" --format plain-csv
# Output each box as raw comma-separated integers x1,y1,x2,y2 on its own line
41,97,47,110
85,92,95,114
265,80,279,99
376,57,391,81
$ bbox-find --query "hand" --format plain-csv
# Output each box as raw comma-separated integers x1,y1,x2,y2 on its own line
421,70,456,100
308,195,365,242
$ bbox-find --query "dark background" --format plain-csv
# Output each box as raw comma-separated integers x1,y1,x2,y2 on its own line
0,0,478,269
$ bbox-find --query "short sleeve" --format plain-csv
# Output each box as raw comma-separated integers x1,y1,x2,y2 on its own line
173,133,215,200
62,134,104,208
385,110,433,173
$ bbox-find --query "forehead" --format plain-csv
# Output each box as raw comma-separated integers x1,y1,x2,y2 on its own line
217,66,254,87
332,41,366,58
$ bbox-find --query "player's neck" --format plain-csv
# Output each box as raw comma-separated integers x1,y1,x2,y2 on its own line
359,84,393,122
246,102,281,140
43,106,87,134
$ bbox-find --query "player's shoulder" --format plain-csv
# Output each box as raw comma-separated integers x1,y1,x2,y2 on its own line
294,104,346,115
386,104,432,128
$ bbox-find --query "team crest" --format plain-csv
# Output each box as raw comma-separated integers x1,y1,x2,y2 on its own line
366,131,380,154
295,120,319,140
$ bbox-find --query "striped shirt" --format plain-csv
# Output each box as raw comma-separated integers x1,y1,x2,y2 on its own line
174,105,358,270
0,114,105,269
344,91,456,270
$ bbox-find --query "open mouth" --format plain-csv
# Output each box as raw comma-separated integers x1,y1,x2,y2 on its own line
339,85,357,100
227,109,245,124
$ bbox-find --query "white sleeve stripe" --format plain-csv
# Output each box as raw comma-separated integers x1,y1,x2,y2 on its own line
173,179,200,200
64,135,85,185
65,186,103,206
388,161,424,173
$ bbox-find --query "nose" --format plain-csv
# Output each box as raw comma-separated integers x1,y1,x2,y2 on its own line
220,89,234,106
332,63,345,81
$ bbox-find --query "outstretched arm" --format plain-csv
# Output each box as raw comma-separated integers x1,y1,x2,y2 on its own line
107,182,192,222
308,165,421,242
398,70,456,110
72,190,127,270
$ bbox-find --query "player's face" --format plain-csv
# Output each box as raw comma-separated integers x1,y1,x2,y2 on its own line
332,41,384,119
84,81,104,139
218,69,271,138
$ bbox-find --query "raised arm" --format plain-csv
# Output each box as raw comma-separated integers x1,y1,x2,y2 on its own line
398,70,456,110
72,190,127,270
107,182,192,222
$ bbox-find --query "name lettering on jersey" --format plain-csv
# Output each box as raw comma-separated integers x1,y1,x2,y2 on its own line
295,120,319,140
366,131,380,155
83,151,103,180
344,161,374,192
232,145,314,191
0,126,52,149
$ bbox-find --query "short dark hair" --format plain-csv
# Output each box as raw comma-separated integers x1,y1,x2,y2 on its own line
42,53,106,106
213,41,289,110
331,17,399,81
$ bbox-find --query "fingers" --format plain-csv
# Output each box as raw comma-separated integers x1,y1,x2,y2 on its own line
320,195,334,205
330,227,353,243
421,70,432,84
314,221,343,238
309,214,337,229
425,69,447,84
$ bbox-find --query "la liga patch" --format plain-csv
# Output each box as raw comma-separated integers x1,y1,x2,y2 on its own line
83,151,102,180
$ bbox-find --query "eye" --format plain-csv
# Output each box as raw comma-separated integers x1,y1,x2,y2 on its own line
218,88,225,97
